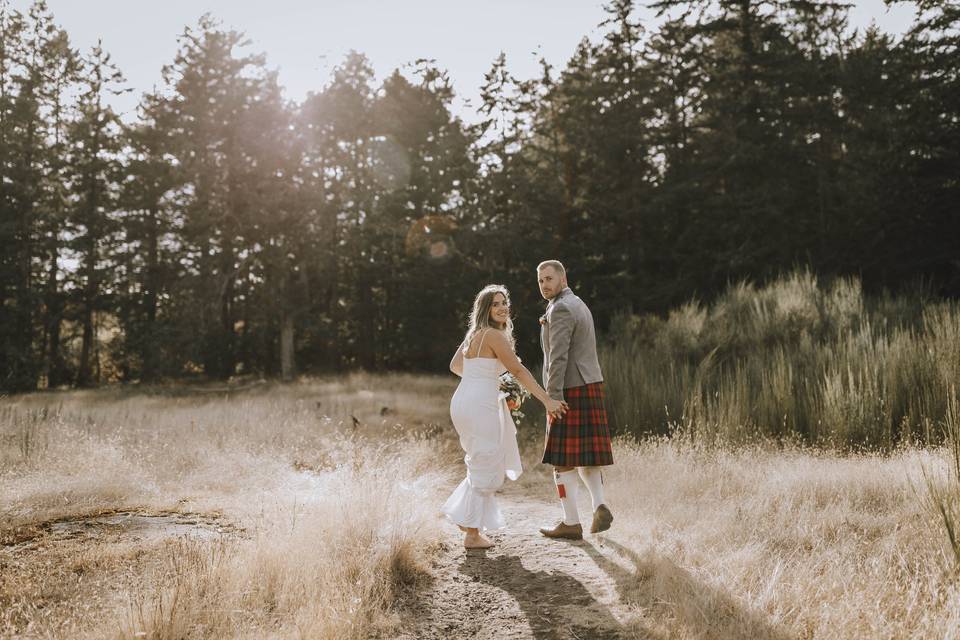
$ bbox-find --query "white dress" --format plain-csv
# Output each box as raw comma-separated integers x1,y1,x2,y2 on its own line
441,351,523,532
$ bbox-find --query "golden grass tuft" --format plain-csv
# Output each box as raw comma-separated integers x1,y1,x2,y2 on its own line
123,447,442,639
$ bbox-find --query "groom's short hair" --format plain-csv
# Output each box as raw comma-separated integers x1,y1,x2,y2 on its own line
537,260,566,276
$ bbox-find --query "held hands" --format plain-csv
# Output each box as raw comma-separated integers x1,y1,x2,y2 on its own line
544,398,568,423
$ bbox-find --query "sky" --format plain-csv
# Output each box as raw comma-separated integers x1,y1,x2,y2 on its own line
12,0,918,122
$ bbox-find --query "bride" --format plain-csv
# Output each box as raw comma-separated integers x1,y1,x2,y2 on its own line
442,284,567,549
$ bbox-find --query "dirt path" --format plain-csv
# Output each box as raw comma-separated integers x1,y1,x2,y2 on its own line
396,488,647,640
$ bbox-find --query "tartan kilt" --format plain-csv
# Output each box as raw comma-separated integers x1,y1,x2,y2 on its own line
542,382,614,467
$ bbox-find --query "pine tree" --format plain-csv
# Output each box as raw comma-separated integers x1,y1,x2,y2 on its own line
155,15,286,379
116,91,181,381
373,61,474,369
298,52,378,369
68,42,126,386
649,0,852,291
36,22,77,388
887,0,960,292
0,0,74,391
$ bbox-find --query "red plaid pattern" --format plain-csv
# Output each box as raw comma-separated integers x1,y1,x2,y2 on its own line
542,382,614,467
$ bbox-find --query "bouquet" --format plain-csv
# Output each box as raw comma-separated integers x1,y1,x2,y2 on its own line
498,372,531,420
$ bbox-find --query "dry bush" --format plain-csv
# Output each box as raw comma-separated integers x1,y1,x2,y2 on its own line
603,270,959,449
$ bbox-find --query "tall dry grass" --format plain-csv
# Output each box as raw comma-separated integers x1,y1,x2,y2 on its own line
602,270,960,448
123,438,442,639
0,374,459,639
601,437,960,639
922,389,960,569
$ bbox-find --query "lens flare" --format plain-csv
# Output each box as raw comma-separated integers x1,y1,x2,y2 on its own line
405,214,457,262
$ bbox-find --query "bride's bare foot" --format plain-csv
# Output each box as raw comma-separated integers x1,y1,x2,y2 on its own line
458,525,468,532
464,530,494,549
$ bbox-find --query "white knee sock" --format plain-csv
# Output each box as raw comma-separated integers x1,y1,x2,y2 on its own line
578,467,606,512
555,469,581,525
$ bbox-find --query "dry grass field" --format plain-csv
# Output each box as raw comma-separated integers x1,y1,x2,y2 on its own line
1,375,460,639
2,375,959,639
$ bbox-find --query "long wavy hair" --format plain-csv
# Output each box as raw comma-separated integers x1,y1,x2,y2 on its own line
463,284,515,353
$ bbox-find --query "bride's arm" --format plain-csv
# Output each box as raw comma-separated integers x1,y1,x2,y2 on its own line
449,342,465,377
486,331,566,414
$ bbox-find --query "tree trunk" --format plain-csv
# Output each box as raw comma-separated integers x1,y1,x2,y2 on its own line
10,117,39,392
77,304,94,387
76,166,100,387
217,239,236,380
45,254,66,388
141,208,160,382
281,313,295,381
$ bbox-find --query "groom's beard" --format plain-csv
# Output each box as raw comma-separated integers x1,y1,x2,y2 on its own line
541,284,564,300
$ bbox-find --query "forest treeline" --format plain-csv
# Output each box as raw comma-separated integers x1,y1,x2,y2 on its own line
1,0,957,391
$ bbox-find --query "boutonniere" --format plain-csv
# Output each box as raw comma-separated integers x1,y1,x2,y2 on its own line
539,315,547,325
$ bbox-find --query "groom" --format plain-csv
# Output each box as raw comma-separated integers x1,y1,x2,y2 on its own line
536,260,614,540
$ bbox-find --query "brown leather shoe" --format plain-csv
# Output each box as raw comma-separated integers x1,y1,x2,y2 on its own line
591,504,614,533
539,521,583,540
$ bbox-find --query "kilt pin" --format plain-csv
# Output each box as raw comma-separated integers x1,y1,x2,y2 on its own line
540,287,614,467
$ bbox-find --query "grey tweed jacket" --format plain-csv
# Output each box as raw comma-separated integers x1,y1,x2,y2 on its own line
540,287,604,401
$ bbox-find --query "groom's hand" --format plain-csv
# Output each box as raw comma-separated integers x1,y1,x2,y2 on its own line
547,401,569,424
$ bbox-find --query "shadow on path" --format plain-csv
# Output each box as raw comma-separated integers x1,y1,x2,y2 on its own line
458,550,627,639
581,537,796,640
